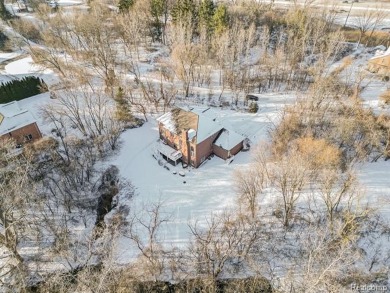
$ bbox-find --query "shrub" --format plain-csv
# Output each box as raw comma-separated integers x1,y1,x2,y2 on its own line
294,136,341,170
10,18,42,43
343,29,390,47
0,0,11,20
0,29,8,51
271,78,387,165
248,102,259,113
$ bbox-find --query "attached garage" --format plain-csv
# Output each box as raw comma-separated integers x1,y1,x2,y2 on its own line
213,129,244,160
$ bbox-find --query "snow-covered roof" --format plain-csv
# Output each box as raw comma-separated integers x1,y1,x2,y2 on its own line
157,106,247,145
0,101,37,136
157,108,198,135
189,106,219,120
157,142,182,161
214,129,245,150
156,111,176,133
370,47,390,61
191,107,223,143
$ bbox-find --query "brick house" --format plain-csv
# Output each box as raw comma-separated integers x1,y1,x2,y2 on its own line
0,101,42,145
156,107,245,168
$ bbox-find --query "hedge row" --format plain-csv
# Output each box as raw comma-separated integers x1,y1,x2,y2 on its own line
0,76,48,103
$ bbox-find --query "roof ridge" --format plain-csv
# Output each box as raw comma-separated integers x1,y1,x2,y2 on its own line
11,109,29,117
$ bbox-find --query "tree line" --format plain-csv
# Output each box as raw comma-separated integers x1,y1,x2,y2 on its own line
0,76,47,103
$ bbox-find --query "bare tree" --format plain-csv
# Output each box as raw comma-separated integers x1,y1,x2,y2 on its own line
267,149,310,227
234,164,266,219
317,169,358,229
188,212,259,283
123,201,170,281
0,139,30,289
352,7,387,46
48,80,124,152
139,74,178,113
171,43,200,97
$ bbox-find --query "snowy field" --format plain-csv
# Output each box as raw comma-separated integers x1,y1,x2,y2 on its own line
4,0,84,15
0,54,59,85
0,51,21,64
358,161,390,219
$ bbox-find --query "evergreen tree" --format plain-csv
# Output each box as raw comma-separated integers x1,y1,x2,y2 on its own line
0,77,47,103
171,0,198,41
198,0,215,32
0,0,11,20
0,30,8,51
114,87,133,123
248,102,259,113
171,0,197,26
213,4,228,34
150,0,166,42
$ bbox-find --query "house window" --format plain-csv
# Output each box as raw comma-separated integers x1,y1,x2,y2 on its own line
25,134,33,141
190,146,195,157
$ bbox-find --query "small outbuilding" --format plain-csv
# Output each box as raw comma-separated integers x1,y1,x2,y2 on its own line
0,101,42,144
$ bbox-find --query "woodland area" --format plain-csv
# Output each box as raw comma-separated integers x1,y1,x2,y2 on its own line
0,0,390,292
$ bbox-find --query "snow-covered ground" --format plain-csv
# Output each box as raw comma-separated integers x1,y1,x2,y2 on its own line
4,0,84,15
1,37,390,268
358,161,390,218
0,52,22,64
0,52,59,86
0,56,59,85
105,95,291,252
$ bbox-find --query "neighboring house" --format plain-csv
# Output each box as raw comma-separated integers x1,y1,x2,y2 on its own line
0,101,42,145
368,47,390,74
156,107,246,168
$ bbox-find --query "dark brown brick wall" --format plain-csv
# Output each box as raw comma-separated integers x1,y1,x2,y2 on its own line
193,131,222,167
1,122,42,144
158,123,191,165
159,123,244,168
213,141,243,160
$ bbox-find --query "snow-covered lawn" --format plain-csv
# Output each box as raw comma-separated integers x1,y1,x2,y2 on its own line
0,52,22,64
103,93,298,261
1,56,59,85
358,161,390,219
